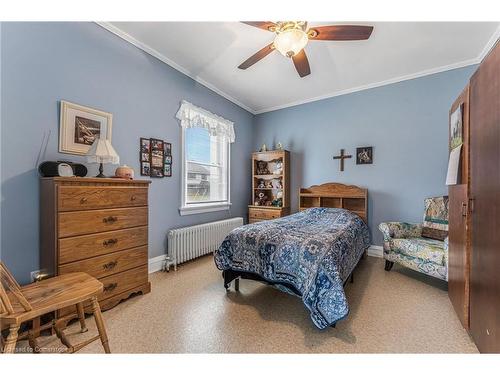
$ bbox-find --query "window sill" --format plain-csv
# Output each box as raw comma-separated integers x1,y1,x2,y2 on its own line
179,202,232,216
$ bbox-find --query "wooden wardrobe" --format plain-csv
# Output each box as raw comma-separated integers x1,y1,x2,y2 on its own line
448,39,500,353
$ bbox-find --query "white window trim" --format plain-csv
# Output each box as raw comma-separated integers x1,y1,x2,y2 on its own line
179,127,231,216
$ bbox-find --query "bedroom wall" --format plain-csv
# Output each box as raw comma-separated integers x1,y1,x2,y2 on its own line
0,22,254,284
253,65,477,246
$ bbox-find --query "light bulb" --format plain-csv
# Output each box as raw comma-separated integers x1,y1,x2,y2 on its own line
273,29,308,57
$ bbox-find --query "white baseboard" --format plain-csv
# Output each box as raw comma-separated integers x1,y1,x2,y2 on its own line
148,255,167,273
367,245,384,258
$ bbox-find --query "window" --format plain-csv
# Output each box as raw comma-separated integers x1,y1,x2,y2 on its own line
176,101,234,215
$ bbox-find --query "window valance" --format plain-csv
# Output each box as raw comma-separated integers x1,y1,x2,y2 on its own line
176,100,235,143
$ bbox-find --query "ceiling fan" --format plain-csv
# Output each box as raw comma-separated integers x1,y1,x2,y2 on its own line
238,21,374,78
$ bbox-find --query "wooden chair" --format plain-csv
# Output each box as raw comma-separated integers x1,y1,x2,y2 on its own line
0,261,110,353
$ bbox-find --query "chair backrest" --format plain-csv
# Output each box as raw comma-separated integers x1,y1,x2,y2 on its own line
422,196,449,241
0,261,32,316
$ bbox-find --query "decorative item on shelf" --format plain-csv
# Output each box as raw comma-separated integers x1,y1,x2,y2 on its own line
140,137,172,178
260,143,267,152
59,100,113,155
273,179,283,189
254,192,269,206
274,160,283,175
114,164,134,179
256,160,269,175
276,142,283,151
265,180,273,189
272,191,283,207
86,138,120,178
258,179,265,188
356,147,373,165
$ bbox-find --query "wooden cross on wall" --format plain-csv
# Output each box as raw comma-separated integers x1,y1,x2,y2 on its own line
333,149,352,172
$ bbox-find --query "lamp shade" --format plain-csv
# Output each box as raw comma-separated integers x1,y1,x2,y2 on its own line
86,138,120,165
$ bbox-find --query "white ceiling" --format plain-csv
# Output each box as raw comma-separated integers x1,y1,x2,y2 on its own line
101,22,500,114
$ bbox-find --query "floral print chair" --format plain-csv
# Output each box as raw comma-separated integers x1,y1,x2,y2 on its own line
378,196,449,281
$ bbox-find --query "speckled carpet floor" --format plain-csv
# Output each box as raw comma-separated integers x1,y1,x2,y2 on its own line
16,255,478,353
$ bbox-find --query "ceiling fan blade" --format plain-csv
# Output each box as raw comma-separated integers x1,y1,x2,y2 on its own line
238,43,275,70
292,49,311,78
241,22,277,32
309,25,374,41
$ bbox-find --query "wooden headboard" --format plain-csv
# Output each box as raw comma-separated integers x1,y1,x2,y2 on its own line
299,183,368,222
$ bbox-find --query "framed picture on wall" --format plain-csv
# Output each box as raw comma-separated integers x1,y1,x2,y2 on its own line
140,162,150,176
356,147,373,165
164,142,172,155
59,100,113,155
450,104,463,149
164,163,172,177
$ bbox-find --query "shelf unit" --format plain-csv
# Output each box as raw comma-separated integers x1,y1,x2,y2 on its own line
248,150,290,223
299,184,367,222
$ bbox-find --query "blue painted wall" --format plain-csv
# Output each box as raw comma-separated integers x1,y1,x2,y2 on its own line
254,65,476,246
0,22,254,283
0,21,478,284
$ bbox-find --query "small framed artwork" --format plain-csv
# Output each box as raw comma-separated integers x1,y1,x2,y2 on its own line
450,104,463,150
140,137,172,178
151,167,164,178
140,138,151,164
356,147,373,165
150,138,164,168
164,142,172,155
59,100,113,155
140,162,150,176
164,163,172,177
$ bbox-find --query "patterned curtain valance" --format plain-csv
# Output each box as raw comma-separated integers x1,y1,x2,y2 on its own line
175,100,235,143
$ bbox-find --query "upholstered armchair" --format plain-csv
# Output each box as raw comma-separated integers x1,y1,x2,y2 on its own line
378,197,449,281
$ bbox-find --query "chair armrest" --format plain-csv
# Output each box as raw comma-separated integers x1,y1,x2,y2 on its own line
378,222,423,241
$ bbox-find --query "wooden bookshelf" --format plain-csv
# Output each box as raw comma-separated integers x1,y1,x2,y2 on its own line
248,150,290,223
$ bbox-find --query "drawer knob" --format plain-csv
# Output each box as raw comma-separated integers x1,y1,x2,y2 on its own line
103,282,118,292
103,261,118,270
131,195,137,201
80,197,88,204
103,238,118,246
103,216,118,223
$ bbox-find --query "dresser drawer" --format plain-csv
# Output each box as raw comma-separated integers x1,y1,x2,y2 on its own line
58,186,148,211
59,226,148,264
99,265,148,301
249,208,281,220
59,246,147,279
58,207,148,238
58,265,148,317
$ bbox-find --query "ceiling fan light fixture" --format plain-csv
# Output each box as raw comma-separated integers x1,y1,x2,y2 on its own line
273,29,308,57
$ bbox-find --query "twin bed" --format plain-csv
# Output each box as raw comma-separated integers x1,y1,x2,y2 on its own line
214,183,370,329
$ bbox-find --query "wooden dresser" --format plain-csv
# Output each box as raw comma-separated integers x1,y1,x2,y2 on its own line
40,177,151,315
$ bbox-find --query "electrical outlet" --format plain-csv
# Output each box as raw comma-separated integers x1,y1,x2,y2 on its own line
30,269,42,283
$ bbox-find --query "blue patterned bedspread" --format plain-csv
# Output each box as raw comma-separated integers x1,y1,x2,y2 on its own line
214,208,371,329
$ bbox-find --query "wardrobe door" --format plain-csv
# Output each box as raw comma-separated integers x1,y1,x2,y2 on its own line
469,42,500,353
448,184,469,329
448,86,471,330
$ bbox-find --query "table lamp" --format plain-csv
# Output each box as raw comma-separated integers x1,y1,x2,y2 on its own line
86,138,120,178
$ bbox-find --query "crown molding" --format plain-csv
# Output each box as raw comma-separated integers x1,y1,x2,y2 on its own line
96,22,500,116
95,22,256,114
253,57,479,114
477,24,500,62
